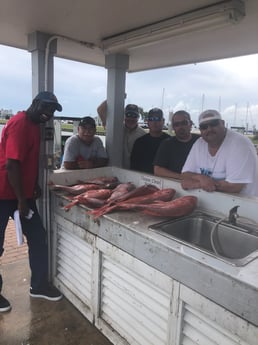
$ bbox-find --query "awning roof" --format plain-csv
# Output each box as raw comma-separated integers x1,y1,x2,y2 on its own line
1,0,257,72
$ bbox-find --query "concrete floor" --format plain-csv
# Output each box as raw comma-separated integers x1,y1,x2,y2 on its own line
0,221,113,345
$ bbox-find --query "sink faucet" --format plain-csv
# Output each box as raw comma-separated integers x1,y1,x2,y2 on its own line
228,206,239,225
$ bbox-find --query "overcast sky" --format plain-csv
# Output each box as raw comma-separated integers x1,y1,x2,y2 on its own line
0,44,258,129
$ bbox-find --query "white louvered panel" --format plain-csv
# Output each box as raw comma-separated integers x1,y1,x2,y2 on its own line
101,282,167,345
57,255,91,301
58,235,92,276
100,255,171,345
57,248,90,278
58,230,92,258
102,279,167,332
103,259,169,310
179,285,258,345
56,229,93,303
180,304,251,345
102,262,169,320
180,338,196,345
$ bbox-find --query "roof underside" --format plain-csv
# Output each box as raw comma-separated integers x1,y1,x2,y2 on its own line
0,0,257,72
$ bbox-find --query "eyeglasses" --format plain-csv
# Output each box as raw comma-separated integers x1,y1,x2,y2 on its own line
173,119,190,128
199,119,220,130
148,116,162,122
125,113,138,118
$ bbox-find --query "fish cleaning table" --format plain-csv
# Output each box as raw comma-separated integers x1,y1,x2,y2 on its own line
49,167,258,345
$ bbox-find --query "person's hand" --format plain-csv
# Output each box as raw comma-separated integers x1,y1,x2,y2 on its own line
199,175,216,192
181,178,201,190
181,175,216,192
18,199,30,218
33,184,41,199
77,159,94,169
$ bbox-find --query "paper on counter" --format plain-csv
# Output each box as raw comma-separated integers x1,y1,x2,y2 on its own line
13,210,24,246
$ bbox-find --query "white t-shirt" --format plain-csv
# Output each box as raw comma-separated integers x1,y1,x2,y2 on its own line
182,130,258,196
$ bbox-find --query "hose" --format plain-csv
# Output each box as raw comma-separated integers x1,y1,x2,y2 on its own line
210,217,227,256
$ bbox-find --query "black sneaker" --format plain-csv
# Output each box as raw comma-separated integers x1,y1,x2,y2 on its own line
30,285,63,301
0,294,11,312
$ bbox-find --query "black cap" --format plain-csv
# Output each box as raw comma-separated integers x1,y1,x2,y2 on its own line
79,116,96,128
34,91,62,111
125,104,139,117
148,107,163,117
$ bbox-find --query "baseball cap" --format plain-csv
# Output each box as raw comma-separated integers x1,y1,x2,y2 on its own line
79,116,96,128
125,104,139,117
148,107,163,118
199,109,222,125
34,91,62,111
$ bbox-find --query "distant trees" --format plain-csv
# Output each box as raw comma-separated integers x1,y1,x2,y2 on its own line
138,107,148,122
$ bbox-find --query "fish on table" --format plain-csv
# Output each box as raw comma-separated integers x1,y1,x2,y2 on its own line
89,184,162,218
89,188,176,219
139,195,198,217
63,189,113,211
49,176,120,195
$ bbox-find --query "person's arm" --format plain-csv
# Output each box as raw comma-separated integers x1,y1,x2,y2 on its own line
154,165,182,180
97,100,107,127
63,161,79,170
6,158,29,217
77,157,108,169
182,172,245,194
181,172,217,192
214,180,245,193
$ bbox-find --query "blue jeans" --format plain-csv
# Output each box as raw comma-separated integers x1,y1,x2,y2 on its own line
0,199,48,293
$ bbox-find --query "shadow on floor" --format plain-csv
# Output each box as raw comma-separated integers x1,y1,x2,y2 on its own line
0,259,112,345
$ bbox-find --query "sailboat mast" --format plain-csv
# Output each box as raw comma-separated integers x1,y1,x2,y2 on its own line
161,88,165,110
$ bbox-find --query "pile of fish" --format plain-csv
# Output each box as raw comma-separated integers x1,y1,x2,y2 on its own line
49,176,198,220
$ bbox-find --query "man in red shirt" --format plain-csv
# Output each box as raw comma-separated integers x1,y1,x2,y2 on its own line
0,91,63,312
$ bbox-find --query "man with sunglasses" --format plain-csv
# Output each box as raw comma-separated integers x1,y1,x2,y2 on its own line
154,110,199,179
123,104,146,169
97,101,145,169
130,108,170,174
0,91,63,313
181,109,258,196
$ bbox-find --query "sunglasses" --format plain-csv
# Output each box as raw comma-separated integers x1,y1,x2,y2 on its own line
173,119,190,127
199,119,220,130
125,113,138,118
148,116,162,122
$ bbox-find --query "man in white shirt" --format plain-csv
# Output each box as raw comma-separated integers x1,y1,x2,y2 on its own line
181,109,258,196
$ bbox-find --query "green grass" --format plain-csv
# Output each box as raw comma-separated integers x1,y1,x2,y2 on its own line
1,119,106,135
58,123,105,133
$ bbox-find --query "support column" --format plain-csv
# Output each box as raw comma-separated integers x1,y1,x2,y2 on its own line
28,31,57,96
105,54,129,167
27,31,57,243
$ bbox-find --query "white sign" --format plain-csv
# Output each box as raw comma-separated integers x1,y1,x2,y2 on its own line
140,175,163,189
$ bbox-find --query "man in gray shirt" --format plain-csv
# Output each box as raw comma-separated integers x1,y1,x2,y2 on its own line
97,101,145,169
62,116,108,169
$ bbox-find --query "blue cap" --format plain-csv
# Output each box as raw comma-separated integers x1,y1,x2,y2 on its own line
34,91,62,111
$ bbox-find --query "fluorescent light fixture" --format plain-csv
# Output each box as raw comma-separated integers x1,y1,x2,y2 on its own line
102,0,245,52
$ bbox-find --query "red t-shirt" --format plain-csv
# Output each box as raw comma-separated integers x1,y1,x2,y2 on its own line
0,111,40,199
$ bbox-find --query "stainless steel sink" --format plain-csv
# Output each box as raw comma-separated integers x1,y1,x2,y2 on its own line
149,212,258,266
